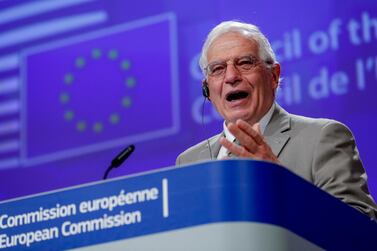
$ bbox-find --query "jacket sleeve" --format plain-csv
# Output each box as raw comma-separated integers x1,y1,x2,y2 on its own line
312,121,377,219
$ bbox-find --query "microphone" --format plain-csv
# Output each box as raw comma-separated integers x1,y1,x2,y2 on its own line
103,144,135,180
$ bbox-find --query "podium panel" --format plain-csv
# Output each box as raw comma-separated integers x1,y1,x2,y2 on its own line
75,222,322,251
0,160,376,250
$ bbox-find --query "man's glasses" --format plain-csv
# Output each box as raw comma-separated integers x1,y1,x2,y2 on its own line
205,55,264,78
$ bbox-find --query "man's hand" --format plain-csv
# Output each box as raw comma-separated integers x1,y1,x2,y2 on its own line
219,119,279,163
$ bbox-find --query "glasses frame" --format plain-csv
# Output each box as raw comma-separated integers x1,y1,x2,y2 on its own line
205,55,267,78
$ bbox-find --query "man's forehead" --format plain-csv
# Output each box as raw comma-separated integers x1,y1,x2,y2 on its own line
207,33,259,62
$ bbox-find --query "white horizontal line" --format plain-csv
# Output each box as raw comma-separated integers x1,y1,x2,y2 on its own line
0,0,96,25
0,54,19,73
0,158,19,170
0,120,19,135
0,140,19,153
21,12,175,61
0,76,19,95
0,100,19,116
0,11,108,49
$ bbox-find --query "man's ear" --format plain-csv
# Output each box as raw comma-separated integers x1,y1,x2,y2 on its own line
271,63,281,90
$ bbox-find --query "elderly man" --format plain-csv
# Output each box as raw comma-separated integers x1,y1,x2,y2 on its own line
176,21,377,219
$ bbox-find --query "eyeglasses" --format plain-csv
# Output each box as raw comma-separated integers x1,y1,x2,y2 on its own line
205,55,263,78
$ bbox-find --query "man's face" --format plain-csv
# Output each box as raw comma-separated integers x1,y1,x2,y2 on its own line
206,32,280,125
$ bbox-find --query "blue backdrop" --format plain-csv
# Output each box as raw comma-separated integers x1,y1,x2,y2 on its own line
0,0,376,201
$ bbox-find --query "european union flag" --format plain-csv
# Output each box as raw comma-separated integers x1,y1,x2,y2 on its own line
20,14,179,165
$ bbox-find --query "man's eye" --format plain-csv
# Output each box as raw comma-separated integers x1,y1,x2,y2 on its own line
211,65,225,73
237,59,254,68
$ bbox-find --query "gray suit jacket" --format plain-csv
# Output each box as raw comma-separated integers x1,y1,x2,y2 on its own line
176,104,377,219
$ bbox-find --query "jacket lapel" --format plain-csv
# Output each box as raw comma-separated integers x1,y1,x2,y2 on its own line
198,133,222,161
264,104,291,157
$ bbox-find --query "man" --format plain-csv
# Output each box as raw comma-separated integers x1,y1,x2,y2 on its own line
176,21,377,219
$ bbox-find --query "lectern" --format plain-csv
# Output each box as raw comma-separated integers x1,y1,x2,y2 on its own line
1,160,376,250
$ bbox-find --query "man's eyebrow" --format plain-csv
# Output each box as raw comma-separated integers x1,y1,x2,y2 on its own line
238,54,258,59
208,54,258,64
207,59,226,66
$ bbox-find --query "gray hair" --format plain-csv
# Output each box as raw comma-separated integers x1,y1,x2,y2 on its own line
199,21,278,77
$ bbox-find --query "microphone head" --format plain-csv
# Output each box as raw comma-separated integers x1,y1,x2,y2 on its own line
111,144,135,168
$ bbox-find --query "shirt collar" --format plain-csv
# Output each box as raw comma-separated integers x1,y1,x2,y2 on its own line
222,102,275,140
259,102,275,134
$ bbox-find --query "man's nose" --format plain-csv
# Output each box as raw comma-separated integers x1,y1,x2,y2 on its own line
224,64,241,84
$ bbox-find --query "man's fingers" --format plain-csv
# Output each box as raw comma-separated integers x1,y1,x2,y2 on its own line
227,123,259,153
220,133,279,164
219,137,253,158
222,121,279,164
236,120,264,145
252,123,262,134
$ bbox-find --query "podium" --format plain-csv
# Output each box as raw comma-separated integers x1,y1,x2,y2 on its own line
1,160,376,250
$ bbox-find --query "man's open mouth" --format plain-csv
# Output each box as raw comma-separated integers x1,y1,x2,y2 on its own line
226,91,249,102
